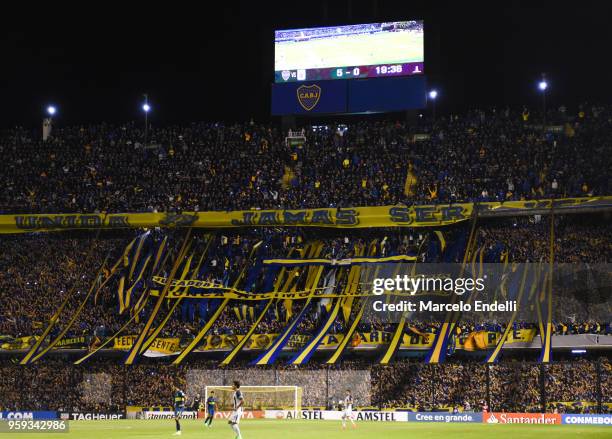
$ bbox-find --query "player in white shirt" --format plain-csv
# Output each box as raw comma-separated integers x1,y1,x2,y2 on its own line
341,389,356,429
228,380,244,439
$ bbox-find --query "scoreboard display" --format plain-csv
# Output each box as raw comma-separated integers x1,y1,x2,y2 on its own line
274,21,424,83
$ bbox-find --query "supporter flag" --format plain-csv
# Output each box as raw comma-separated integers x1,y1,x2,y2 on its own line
117,275,126,313
117,232,151,314
233,302,252,322
425,229,470,363
289,298,342,365
281,166,295,189
320,269,337,313
116,241,136,313
124,252,152,312
403,162,418,196
283,297,293,321
434,230,446,252
485,263,533,363
462,331,489,351
407,325,428,338
252,297,314,365
94,237,137,305
538,263,554,363
426,230,446,261
126,232,165,314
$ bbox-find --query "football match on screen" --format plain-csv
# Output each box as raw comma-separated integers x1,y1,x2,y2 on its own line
0,1,611,438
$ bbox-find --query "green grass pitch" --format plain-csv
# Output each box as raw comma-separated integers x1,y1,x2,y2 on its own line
12,419,610,439
275,32,424,70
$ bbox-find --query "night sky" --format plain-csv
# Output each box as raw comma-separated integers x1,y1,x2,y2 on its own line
1,1,611,127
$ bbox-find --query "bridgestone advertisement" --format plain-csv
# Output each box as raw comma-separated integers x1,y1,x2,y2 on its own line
143,411,197,420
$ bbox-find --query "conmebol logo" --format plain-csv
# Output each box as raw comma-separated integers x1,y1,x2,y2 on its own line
562,414,612,425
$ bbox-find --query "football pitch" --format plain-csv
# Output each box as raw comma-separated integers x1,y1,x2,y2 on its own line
275,32,424,70
12,419,610,439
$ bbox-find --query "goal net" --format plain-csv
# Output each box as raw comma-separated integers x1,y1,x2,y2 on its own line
204,385,302,417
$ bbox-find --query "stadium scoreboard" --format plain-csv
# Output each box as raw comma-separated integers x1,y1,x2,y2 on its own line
271,20,426,115
274,21,424,83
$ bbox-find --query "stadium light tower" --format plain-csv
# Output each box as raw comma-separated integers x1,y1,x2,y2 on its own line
538,75,548,125
428,90,438,121
142,94,150,147
43,105,57,142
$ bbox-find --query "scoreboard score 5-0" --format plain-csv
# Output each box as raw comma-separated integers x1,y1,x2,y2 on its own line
329,63,421,80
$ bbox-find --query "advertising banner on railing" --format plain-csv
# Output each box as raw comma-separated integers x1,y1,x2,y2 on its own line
407,412,483,423
561,414,612,425
0,411,58,420
265,410,408,422
143,411,197,420
59,412,126,421
484,412,561,424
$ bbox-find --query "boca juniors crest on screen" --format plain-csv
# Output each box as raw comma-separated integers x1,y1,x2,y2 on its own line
271,76,426,115
296,85,321,111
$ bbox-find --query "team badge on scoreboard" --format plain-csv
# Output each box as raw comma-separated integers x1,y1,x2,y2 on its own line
281,70,291,81
296,84,321,111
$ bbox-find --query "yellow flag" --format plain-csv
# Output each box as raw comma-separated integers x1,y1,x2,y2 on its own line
281,166,295,189
463,331,488,351
404,163,418,196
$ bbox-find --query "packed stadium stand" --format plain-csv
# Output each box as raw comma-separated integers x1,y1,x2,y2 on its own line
0,106,610,416
1,106,609,214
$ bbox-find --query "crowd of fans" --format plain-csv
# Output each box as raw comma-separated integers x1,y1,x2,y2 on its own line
0,222,608,412
0,217,609,342
0,233,126,337
545,361,600,413
489,362,541,412
1,105,610,214
0,107,610,415
0,357,608,413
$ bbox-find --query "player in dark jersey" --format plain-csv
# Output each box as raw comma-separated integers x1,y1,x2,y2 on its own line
192,393,202,412
204,390,216,427
173,386,186,436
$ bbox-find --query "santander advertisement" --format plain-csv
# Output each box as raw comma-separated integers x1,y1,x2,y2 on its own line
484,413,561,425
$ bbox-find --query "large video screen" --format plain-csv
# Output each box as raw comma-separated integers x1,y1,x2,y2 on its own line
274,21,424,83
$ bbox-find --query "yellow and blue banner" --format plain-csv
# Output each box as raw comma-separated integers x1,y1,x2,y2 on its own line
3,197,610,233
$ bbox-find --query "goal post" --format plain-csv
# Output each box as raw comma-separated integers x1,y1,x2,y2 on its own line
204,385,302,418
